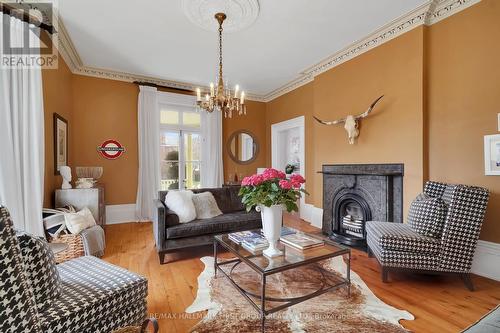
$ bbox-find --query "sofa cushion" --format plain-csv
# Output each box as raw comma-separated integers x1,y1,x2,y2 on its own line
408,194,447,238
192,192,223,219
17,232,62,312
193,188,233,213
366,221,441,254
0,207,44,333
166,211,261,239
367,235,440,270
40,256,147,333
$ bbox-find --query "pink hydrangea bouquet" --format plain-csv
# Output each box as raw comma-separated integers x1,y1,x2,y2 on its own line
239,168,308,212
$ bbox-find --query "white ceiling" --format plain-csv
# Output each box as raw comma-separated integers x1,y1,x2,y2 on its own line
59,0,428,96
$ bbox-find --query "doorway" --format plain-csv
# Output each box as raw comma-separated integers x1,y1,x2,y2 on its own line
271,116,306,215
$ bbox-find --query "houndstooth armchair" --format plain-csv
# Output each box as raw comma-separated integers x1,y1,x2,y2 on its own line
0,206,148,333
366,181,489,291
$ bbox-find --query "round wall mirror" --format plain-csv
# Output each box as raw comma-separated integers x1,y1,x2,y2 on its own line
227,130,259,165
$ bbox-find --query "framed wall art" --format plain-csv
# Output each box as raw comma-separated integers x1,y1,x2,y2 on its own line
53,113,68,175
484,134,500,175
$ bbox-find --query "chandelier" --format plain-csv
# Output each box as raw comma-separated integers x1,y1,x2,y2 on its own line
196,13,246,118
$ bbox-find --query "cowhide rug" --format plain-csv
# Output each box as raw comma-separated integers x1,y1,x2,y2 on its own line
186,256,413,332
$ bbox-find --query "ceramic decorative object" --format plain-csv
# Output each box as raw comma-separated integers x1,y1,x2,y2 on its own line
239,168,308,258
75,166,103,180
60,166,72,189
75,178,96,189
257,204,284,258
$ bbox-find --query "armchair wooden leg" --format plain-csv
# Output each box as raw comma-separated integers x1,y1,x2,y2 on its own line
159,252,166,265
367,246,374,258
382,267,389,283
460,273,474,291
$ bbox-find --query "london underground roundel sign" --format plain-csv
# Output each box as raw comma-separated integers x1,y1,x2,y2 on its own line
97,140,125,159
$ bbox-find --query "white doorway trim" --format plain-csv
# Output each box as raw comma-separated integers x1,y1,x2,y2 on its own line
271,116,306,216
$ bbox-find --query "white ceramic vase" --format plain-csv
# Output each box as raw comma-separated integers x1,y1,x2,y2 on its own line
257,204,284,258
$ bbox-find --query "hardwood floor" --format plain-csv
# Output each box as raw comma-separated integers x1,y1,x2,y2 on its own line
102,215,500,333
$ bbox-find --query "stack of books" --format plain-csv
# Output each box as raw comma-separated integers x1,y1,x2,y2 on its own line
280,233,324,250
228,228,298,253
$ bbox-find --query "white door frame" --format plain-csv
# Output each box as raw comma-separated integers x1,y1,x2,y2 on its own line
271,116,306,214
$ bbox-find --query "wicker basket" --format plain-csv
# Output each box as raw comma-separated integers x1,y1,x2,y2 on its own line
49,232,85,264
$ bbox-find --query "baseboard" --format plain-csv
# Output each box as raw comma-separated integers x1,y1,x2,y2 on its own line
301,203,323,229
471,240,500,281
105,204,138,225
300,204,500,281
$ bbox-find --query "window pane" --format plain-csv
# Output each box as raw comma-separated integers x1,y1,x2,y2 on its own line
183,112,201,127
185,161,201,189
161,162,179,190
160,131,179,190
184,132,201,161
160,110,179,125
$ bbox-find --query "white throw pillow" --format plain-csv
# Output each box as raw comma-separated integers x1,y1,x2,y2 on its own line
64,207,96,234
192,192,223,219
165,190,196,223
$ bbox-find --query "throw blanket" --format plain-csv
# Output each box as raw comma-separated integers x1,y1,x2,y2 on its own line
80,225,106,257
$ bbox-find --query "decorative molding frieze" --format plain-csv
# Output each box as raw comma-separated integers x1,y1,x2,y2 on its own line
53,0,481,103
262,0,482,102
52,15,82,73
427,0,482,24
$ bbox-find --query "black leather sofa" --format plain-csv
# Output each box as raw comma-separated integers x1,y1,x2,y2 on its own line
153,187,262,264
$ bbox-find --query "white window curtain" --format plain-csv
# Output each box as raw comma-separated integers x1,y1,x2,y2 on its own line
200,110,223,188
135,86,160,221
0,14,45,236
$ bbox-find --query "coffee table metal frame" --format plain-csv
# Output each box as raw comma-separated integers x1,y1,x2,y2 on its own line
213,233,351,332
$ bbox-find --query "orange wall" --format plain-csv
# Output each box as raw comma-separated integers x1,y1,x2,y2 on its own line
223,100,267,181
266,28,425,212
41,33,73,207
71,76,139,205
426,0,500,242
312,27,425,216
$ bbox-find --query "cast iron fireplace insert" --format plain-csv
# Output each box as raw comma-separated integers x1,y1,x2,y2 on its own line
321,164,404,249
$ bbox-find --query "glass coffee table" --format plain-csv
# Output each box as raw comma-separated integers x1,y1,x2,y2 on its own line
213,228,351,332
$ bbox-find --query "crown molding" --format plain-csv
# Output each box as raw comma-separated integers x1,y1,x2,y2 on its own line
52,0,480,103
262,0,481,102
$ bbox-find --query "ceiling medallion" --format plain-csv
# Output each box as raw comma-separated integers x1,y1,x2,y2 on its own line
182,0,260,33
195,13,246,118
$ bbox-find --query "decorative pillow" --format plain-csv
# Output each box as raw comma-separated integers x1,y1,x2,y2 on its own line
64,207,96,234
17,232,62,312
192,192,223,219
408,193,447,239
165,190,196,223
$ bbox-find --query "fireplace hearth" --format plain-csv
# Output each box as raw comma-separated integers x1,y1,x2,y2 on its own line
321,164,404,249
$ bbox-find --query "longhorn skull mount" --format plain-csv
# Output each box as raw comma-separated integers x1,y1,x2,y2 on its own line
313,95,384,144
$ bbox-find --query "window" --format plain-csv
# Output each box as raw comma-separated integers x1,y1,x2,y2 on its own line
159,93,202,191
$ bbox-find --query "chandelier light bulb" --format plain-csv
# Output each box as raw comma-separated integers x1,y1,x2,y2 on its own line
234,85,239,98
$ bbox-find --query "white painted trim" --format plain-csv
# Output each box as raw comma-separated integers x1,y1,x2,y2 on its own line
300,203,323,229
105,204,138,225
53,0,480,103
271,116,306,213
471,240,500,281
